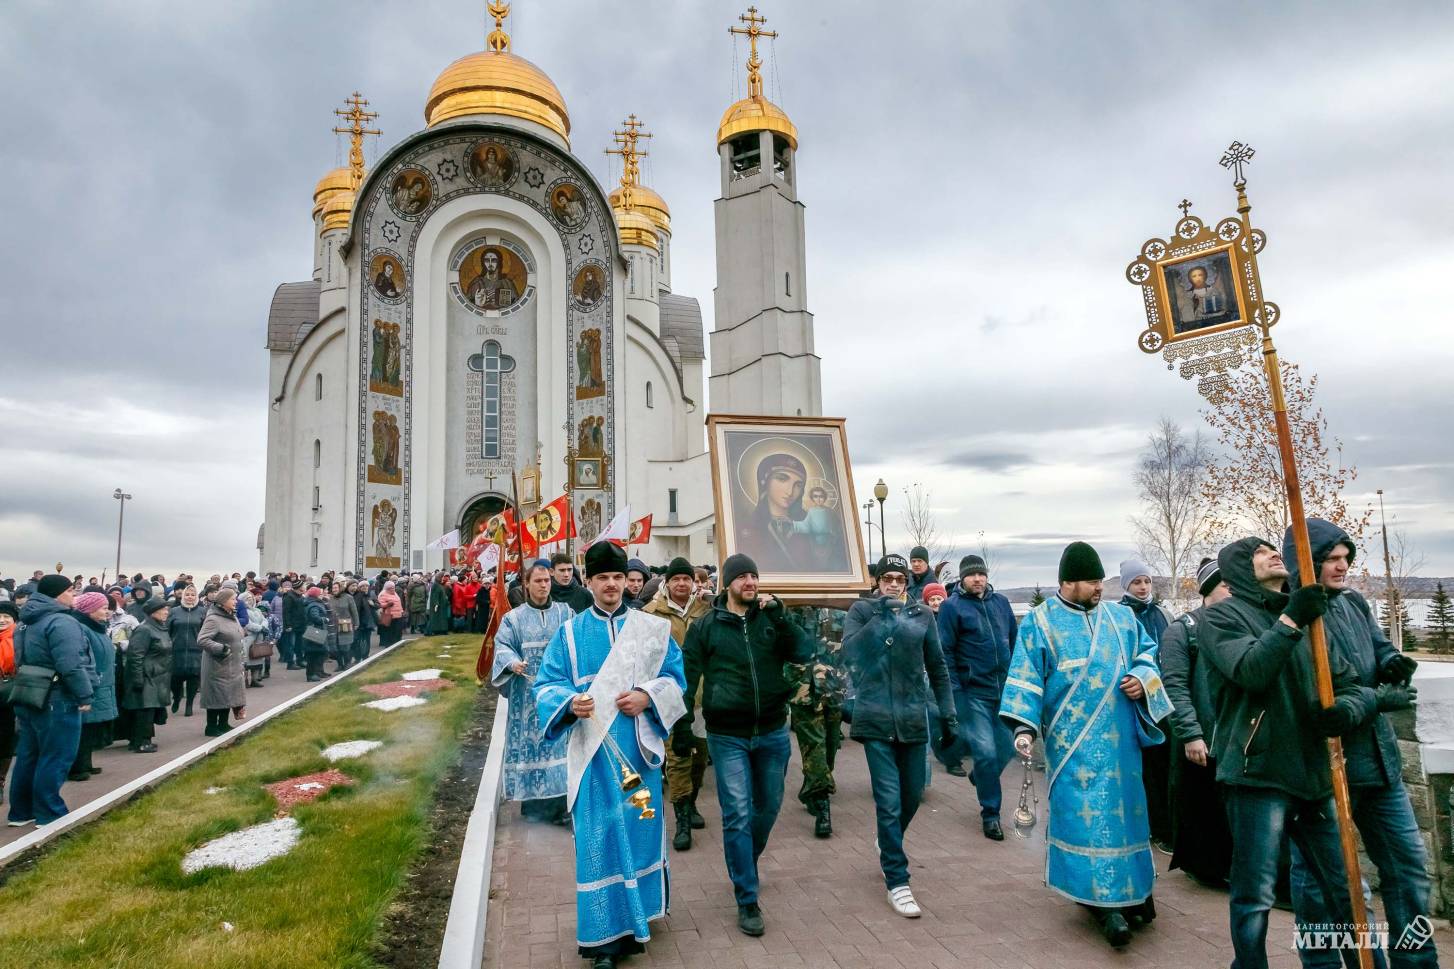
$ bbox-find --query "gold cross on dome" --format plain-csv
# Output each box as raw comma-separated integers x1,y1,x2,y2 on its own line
605,115,652,207
729,6,778,99
487,0,511,52
333,92,381,189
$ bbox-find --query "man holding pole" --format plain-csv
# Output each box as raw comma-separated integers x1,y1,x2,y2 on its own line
1201,537,1376,969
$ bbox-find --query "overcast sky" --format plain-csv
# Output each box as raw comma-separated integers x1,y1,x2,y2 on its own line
2,0,1451,587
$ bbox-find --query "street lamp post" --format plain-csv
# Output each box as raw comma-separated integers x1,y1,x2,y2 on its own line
1378,489,1401,649
113,488,131,580
873,479,888,558
862,501,876,562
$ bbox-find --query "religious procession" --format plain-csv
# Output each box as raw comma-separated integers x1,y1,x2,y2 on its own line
4,3,1451,969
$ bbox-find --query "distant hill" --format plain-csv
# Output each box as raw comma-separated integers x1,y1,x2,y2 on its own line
994,576,1454,603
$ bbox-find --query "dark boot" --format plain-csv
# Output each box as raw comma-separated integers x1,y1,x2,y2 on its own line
184,698,194,717
1092,908,1132,948
591,956,615,969
171,695,181,714
813,798,833,839
688,794,706,830
672,800,692,851
737,903,765,937
982,818,1005,841
1129,895,1156,927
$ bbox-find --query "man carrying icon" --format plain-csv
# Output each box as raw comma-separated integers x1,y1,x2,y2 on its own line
533,541,687,969
999,542,1171,949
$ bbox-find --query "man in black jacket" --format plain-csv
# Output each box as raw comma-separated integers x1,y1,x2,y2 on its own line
549,553,593,614
280,581,306,670
1280,520,1434,969
674,553,810,938
1201,537,1376,969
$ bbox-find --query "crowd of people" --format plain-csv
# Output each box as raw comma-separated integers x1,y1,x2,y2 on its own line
481,527,1433,969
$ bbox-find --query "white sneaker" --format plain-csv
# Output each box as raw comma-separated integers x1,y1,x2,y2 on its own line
888,885,921,918
6,818,35,828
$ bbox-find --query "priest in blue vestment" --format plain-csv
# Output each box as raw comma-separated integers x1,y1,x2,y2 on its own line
534,541,687,969
1000,541,1173,950
493,559,574,824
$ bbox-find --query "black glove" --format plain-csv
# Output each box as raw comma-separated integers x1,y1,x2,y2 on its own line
1282,585,1329,628
1375,683,1417,712
1314,702,1360,736
1378,654,1418,685
940,717,960,751
671,729,694,757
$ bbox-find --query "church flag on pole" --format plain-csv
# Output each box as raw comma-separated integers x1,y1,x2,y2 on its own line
592,505,632,547
521,494,574,554
425,528,461,551
628,513,653,547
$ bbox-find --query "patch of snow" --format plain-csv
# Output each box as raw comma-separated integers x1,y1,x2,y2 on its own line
401,668,444,680
295,782,325,792
181,817,301,874
222,922,235,933
362,695,428,712
321,740,383,762
204,786,227,795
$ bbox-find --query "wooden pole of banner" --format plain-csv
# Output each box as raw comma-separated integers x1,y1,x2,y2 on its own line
1230,157,1371,969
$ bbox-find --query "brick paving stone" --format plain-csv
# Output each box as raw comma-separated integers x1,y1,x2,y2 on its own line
482,737,1453,969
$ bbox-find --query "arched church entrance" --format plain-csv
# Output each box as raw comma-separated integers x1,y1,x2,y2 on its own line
458,492,507,544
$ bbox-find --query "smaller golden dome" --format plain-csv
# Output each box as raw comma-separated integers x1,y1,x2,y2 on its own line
614,208,659,251
425,50,570,142
313,167,353,216
320,188,356,233
609,184,670,234
717,95,797,151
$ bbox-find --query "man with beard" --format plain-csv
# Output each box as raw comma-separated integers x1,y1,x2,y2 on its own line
533,541,686,969
468,248,518,310
1000,542,1171,948
1201,537,1375,969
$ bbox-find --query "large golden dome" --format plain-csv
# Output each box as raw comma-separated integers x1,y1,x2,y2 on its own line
424,49,570,142
717,94,797,151
313,167,353,217
320,187,356,232
609,184,670,234
613,207,659,251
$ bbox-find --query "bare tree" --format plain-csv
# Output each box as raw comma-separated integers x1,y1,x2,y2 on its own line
975,529,995,578
1382,529,1428,649
900,483,952,572
1129,417,1214,600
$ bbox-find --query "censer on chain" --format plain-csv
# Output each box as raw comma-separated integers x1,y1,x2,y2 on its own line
583,699,655,820
1012,752,1039,839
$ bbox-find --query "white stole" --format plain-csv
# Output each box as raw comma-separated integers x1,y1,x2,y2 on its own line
563,609,685,810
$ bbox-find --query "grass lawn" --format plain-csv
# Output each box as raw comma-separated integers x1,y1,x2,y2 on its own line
0,634,489,969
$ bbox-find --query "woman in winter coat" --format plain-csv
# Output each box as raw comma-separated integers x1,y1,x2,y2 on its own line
427,574,453,636
376,580,405,648
240,592,272,688
407,578,428,634
69,592,118,780
302,586,332,681
350,580,376,664
329,582,360,670
197,588,247,736
166,585,207,716
122,598,173,753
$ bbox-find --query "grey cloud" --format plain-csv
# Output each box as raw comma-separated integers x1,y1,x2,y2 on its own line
940,451,1038,473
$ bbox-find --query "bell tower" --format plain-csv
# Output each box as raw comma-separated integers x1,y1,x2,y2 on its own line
709,6,820,417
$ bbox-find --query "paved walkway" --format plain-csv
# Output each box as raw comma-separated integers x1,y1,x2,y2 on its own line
484,737,1452,969
2,656,340,848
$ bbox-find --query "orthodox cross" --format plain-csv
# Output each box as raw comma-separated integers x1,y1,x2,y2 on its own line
729,6,777,99
333,92,381,189
1219,140,1256,186
1178,198,1193,218
467,341,515,461
486,0,511,52
605,115,652,209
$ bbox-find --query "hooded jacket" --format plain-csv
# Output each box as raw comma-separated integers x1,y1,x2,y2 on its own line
935,582,1018,698
16,592,94,705
1283,519,1402,789
843,595,955,744
1200,537,1374,800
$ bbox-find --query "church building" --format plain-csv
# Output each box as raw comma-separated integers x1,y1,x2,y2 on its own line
261,4,818,573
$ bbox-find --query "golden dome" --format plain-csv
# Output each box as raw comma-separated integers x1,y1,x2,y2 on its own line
313,167,353,216
320,188,356,233
424,49,570,142
609,184,670,234
614,207,659,251
717,95,797,151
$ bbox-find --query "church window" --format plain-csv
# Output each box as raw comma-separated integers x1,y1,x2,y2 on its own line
313,439,321,469
645,381,654,408
729,134,760,178
315,373,323,400
785,271,791,297
312,486,320,510
668,488,678,516
310,537,318,567
467,340,516,461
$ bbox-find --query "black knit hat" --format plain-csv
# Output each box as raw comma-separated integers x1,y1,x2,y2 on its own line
36,574,72,598
909,546,929,563
585,541,628,578
958,554,988,579
877,553,910,578
141,597,170,616
1058,542,1105,583
721,553,758,588
665,557,694,581
1196,557,1223,598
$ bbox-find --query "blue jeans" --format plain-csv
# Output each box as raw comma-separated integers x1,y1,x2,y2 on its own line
1225,786,1361,969
278,629,298,665
707,728,791,905
956,690,1015,819
862,738,928,890
1291,780,1434,969
8,695,83,825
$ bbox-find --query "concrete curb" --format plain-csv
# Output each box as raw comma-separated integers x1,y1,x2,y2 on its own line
0,635,419,868
437,697,510,969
